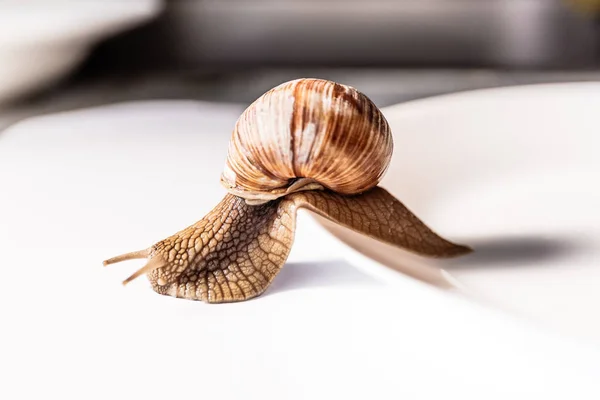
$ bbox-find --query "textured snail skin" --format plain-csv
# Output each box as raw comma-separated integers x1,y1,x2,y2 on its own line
104,187,471,303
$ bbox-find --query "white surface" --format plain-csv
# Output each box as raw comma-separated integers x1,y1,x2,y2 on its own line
367,82,600,341
1,94,600,399
0,1,162,104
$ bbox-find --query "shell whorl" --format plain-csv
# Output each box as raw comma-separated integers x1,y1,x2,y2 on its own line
221,78,393,203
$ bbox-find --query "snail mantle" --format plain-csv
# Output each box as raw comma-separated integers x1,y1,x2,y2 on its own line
103,78,471,303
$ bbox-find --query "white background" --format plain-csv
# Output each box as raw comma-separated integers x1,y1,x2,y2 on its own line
1,87,599,399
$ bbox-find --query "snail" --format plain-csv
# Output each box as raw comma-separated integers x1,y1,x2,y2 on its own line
103,78,471,303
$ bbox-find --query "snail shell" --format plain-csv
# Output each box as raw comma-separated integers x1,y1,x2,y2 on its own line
221,78,393,203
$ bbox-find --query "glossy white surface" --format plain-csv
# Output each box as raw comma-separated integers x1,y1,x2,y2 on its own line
0,90,599,399
0,1,162,104
375,83,600,341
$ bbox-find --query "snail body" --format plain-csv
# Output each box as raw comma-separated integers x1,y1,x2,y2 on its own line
104,78,471,303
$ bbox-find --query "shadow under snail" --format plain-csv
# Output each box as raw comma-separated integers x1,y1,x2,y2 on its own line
104,78,472,303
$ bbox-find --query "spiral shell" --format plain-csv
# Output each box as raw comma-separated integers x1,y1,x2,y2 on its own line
221,78,393,203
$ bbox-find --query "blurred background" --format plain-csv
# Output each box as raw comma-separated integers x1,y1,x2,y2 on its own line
0,0,599,130
3,4,600,394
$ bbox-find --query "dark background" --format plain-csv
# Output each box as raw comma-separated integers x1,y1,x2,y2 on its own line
4,0,600,118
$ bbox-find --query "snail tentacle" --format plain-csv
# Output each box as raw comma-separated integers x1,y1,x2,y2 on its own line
103,249,149,266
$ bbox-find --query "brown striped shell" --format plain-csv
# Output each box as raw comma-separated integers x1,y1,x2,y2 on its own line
221,78,393,204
